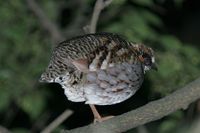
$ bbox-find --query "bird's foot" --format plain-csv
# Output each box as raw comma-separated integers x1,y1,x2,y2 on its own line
93,115,114,123
89,104,114,123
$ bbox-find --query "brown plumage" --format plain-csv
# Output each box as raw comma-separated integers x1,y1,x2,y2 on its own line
40,32,157,122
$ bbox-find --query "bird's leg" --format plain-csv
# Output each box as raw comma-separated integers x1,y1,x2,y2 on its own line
89,104,114,123
89,104,102,122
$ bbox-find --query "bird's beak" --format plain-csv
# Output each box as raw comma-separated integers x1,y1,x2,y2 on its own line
39,74,47,82
39,76,45,82
151,63,158,71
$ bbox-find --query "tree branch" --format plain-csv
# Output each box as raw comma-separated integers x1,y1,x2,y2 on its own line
0,125,11,133
188,118,200,133
26,0,64,43
62,77,200,133
41,110,73,133
89,0,113,33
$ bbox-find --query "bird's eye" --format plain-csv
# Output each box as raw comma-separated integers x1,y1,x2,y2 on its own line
142,53,152,66
59,77,63,80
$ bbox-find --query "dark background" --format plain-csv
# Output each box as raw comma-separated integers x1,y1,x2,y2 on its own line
0,0,200,132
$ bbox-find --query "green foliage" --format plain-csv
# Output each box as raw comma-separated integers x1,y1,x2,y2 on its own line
112,0,126,5
12,128,29,133
104,7,162,42
40,0,59,20
159,119,178,133
133,0,155,7
17,91,47,119
0,0,51,125
149,35,200,95
0,88,10,111
158,111,184,133
174,0,185,8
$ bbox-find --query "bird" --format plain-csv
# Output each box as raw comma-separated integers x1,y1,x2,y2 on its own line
39,32,157,122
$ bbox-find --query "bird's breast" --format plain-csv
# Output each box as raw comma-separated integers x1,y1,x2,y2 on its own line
62,62,144,105
83,62,144,105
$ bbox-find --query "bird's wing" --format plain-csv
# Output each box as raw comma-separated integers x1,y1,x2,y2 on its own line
68,37,134,72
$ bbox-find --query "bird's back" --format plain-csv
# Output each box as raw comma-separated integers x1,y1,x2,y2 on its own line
54,32,135,60
41,33,139,82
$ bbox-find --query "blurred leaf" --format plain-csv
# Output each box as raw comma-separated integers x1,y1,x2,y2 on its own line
174,0,184,7
158,35,182,51
12,128,29,133
112,0,126,6
158,111,184,133
159,119,178,133
133,0,154,6
17,91,46,119
104,8,160,42
149,36,200,95
0,88,11,111
40,0,59,20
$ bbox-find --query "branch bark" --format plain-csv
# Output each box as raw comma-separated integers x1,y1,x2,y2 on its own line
41,110,73,133
0,125,11,133
89,0,113,33
62,77,200,133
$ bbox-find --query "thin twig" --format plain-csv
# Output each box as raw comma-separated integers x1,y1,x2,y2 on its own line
64,0,88,37
41,109,73,133
89,0,113,33
0,125,11,133
30,111,51,132
62,77,200,133
26,0,64,43
188,118,200,133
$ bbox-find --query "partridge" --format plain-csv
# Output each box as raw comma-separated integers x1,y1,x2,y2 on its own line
40,33,157,122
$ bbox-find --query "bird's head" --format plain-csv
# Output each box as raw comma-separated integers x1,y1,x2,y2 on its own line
134,44,157,72
39,68,70,84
